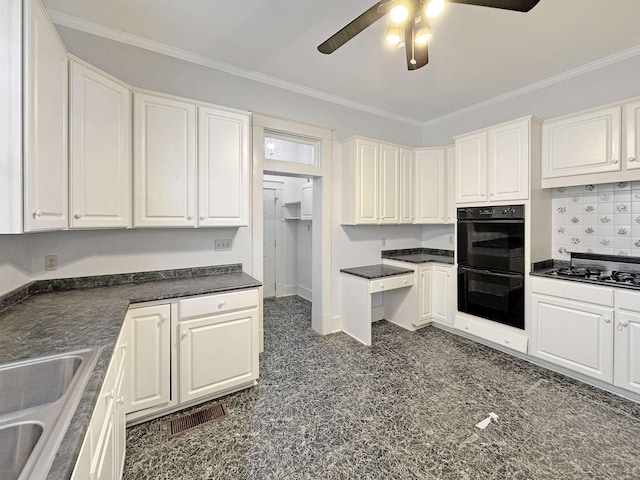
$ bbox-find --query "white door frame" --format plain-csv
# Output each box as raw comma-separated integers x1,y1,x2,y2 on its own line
263,181,283,298
252,114,332,335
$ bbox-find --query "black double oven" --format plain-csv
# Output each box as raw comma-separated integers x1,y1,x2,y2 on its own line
457,205,525,330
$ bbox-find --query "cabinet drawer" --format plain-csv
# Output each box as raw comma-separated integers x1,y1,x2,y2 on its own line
455,314,528,353
180,288,259,320
369,274,413,293
616,289,640,313
531,276,613,307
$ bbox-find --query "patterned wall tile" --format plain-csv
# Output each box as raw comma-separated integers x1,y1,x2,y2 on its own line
551,181,640,260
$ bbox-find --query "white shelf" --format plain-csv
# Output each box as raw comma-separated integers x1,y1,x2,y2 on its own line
282,201,300,206
283,217,301,221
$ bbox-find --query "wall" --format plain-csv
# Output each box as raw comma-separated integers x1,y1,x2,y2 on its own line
422,225,455,250
422,54,640,146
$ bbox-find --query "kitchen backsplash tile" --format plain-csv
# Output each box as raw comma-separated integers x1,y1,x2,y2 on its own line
552,181,640,260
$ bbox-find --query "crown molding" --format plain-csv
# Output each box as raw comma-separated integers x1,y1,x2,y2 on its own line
48,10,424,128
423,43,640,128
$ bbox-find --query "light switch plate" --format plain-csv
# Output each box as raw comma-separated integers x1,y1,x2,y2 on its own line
215,239,232,251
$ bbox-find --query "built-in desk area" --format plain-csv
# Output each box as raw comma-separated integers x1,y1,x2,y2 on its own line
340,264,415,345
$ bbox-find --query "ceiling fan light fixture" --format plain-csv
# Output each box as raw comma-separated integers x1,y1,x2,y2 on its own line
385,25,402,45
414,17,432,44
389,2,410,24
425,0,445,19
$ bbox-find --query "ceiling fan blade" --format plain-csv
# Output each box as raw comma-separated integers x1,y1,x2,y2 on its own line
318,1,390,54
405,26,429,71
448,0,541,12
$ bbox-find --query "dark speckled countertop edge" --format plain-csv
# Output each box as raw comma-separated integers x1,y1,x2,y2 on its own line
340,264,415,280
0,265,261,480
381,248,454,265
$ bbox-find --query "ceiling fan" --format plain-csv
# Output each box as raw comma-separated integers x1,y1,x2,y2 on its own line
317,0,541,71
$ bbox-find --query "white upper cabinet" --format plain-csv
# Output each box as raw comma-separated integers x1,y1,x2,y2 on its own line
23,0,68,231
542,105,622,179
197,106,250,227
399,148,414,224
133,92,197,227
445,145,455,224
625,99,640,171
456,117,533,204
488,118,529,202
455,131,487,204
379,143,400,224
70,60,132,229
341,137,378,224
415,147,445,223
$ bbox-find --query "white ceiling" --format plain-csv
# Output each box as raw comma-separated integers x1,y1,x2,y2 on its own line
44,0,640,124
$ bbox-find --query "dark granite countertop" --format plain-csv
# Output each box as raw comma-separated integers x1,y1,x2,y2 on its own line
381,248,454,265
340,264,415,280
529,259,640,291
0,264,261,480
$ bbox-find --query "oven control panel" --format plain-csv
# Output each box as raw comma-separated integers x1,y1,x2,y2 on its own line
457,205,524,220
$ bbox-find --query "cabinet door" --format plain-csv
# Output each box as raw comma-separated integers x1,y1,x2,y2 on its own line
23,0,68,231
114,355,126,478
419,267,433,321
445,146,455,224
531,294,613,382
125,304,171,414
133,93,197,227
624,99,640,171
432,266,453,325
379,143,400,224
198,106,250,227
90,399,116,480
70,426,92,480
488,119,529,201
70,61,131,229
614,310,640,395
179,308,258,403
455,131,487,204
415,148,445,223
355,138,379,224
301,183,313,220
542,105,622,179
399,148,414,224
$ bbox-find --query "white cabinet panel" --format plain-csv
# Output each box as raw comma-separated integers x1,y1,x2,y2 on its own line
379,143,400,224
445,146,455,224
614,310,640,395
415,148,445,223
432,265,453,326
197,106,250,227
455,131,487,204
23,0,68,231
542,105,622,178
133,93,197,227
399,148,414,224
488,119,529,201
625,99,640,171
301,182,313,220
91,399,116,480
179,308,258,403
70,60,131,229
419,267,433,321
531,294,613,382
125,304,171,414
356,139,379,224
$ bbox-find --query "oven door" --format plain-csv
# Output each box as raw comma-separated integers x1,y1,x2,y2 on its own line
458,266,524,329
457,219,524,273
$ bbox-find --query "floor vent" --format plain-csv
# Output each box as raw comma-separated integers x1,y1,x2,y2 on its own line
166,402,228,439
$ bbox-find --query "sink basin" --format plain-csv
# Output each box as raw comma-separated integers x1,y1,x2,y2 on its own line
0,355,82,416
0,347,102,480
0,423,43,480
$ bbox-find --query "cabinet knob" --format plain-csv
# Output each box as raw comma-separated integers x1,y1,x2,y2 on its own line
603,317,611,323
200,216,205,221
380,284,384,289
464,325,469,330
505,339,510,344
105,391,114,400
181,332,187,340
116,396,124,405
121,342,128,351
404,279,408,284
629,157,637,162
490,193,495,197
74,213,82,219
160,315,168,323
612,159,619,164
33,209,42,218
218,300,225,308
186,215,194,220
618,321,629,331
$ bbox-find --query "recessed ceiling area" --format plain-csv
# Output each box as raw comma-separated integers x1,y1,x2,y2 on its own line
43,0,640,124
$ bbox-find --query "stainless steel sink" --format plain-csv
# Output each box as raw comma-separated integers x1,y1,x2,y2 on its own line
0,422,44,480
0,348,102,480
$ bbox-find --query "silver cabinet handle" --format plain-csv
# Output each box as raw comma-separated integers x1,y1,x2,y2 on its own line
612,159,619,164
33,209,42,218
628,157,637,162
74,213,82,219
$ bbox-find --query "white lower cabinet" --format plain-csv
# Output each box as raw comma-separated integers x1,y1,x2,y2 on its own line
614,290,640,395
72,328,127,480
418,266,433,322
531,293,614,382
432,265,454,326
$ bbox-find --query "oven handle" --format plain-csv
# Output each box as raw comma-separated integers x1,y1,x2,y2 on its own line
457,219,524,224
458,266,524,279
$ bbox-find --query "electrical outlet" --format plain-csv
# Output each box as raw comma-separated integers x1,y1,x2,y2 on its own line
45,255,58,271
449,235,454,244
214,239,232,251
